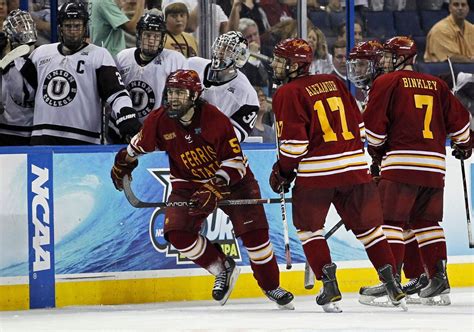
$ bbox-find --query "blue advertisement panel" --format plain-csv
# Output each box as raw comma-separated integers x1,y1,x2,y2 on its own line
27,153,55,309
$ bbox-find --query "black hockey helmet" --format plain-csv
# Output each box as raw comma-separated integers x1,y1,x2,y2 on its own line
58,1,89,51
136,11,166,58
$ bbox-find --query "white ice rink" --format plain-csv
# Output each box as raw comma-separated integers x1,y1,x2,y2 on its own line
1,288,473,332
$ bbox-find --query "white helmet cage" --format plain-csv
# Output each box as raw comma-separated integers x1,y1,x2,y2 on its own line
211,31,250,71
3,10,37,46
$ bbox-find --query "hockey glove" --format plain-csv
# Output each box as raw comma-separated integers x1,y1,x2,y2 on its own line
189,176,231,216
116,107,142,142
451,143,472,160
111,147,138,191
269,162,296,194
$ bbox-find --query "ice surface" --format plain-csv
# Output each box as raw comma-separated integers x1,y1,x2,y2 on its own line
1,288,473,331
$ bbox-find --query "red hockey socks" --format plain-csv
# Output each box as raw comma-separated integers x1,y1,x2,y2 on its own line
240,229,279,291
413,220,447,278
402,228,425,278
354,226,397,272
167,230,225,276
297,229,331,280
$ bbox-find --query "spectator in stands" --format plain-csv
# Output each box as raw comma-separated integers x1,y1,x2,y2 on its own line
326,0,342,12
21,1,141,145
0,0,7,27
27,0,51,45
249,87,275,143
121,0,141,48
308,25,333,74
162,0,239,43
417,0,444,9
336,20,363,45
424,0,474,63
89,0,145,56
259,0,293,26
164,2,198,57
330,39,347,80
218,0,271,34
238,18,271,91
367,0,414,11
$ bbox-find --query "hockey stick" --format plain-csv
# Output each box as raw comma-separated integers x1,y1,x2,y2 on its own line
447,57,474,248
0,44,30,71
460,157,474,248
304,219,345,289
122,174,291,208
274,117,292,270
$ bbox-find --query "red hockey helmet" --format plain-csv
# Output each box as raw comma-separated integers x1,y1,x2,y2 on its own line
383,36,417,66
273,38,313,73
347,40,384,88
166,69,203,93
349,40,383,62
165,70,203,119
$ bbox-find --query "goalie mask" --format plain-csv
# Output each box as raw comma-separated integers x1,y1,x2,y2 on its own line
3,10,37,47
58,1,89,51
136,12,166,58
272,38,313,84
383,36,417,72
347,40,383,89
164,70,203,119
207,31,250,84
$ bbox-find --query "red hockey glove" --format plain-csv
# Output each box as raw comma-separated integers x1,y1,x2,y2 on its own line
189,176,230,216
111,148,138,191
269,162,296,194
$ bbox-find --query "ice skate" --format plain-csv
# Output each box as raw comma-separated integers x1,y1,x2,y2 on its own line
358,283,394,307
402,274,428,304
212,257,240,305
377,264,408,311
264,287,295,310
315,263,342,313
419,260,451,306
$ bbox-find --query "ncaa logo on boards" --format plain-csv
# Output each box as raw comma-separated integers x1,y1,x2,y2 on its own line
148,168,242,264
42,70,77,107
128,80,156,118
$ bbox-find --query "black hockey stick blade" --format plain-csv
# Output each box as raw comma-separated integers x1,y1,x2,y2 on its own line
123,174,292,208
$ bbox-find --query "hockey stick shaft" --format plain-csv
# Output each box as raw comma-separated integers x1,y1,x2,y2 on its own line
460,158,474,248
0,44,30,70
304,219,344,289
274,115,292,270
123,174,292,208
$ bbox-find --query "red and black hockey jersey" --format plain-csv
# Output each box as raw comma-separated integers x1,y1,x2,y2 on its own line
272,74,370,188
363,70,471,188
129,100,247,189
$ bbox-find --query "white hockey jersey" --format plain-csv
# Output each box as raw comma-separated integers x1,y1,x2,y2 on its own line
188,57,259,142
116,48,188,122
0,56,35,138
23,43,130,144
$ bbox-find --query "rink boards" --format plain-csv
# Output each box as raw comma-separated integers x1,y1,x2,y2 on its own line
0,144,473,311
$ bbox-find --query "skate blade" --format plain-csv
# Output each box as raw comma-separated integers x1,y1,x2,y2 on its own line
420,294,451,306
321,302,342,313
397,298,408,311
218,266,241,306
359,295,395,307
406,294,422,305
277,302,295,310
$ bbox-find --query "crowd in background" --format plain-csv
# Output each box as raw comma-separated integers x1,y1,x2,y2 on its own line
0,0,473,145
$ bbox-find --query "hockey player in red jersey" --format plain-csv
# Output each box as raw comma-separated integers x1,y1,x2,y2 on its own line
347,40,428,305
269,38,406,313
111,69,294,309
362,36,472,305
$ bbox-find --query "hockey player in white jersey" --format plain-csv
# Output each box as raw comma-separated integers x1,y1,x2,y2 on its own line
188,31,259,142
20,1,141,145
188,32,295,309
109,10,188,143
0,10,37,145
